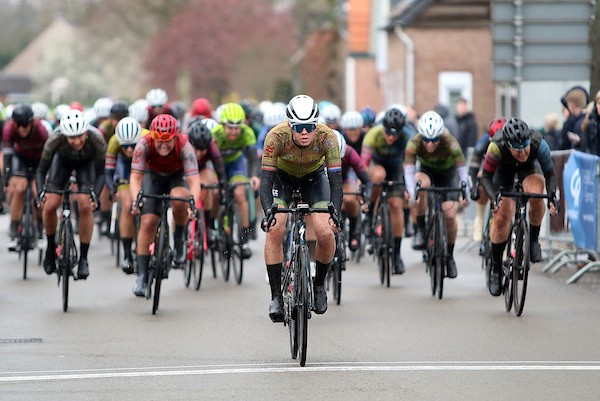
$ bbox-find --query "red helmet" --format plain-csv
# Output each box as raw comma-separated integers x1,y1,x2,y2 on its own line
150,114,178,142
190,98,212,118
487,117,507,138
70,101,84,112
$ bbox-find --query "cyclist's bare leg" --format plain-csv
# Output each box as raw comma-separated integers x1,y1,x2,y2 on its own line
233,184,250,228
136,214,159,256
490,198,515,244
413,172,431,216
118,189,134,238
342,182,360,249
442,200,458,244
199,168,216,212
263,206,287,321
41,194,61,237
368,165,386,208
389,196,404,237
8,176,27,238
99,184,111,234
76,193,94,244
523,173,546,225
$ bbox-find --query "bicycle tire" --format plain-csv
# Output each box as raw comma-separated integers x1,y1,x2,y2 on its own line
513,219,530,316
504,224,516,312
284,252,298,359
219,209,231,282
59,220,73,312
436,211,446,300
298,244,310,367
380,203,393,288
374,209,386,285
114,203,121,268
152,222,168,314
21,213,32,280
230,204,244,285
183,222,194,288
194,212,206,291
425,216,436,296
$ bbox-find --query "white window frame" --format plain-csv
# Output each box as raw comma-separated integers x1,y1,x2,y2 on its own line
438,71,473,114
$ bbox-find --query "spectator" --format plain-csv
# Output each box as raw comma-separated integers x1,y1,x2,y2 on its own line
580,90,600,156
558,85,589,150
434,103,459,137
539,112,562,151
454,98,478,155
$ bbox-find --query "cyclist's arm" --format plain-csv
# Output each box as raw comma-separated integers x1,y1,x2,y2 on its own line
105,136,119,193
2,125,14,176
185,173,201,205
403,137,419,198
537,139,558,196
328,168,343,213
259,169,276,212
243,144,259,178
347,147,370,184
130,171,143,202
480,141,502,200
208,139,227,182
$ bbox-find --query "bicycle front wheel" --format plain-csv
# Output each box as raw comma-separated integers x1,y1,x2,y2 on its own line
435,213,446,300
283,254,298,359
218,210,231,282
380,204,393,288
512,219,530,316
230,205,244,285
183,222,194,288
193,213,206,291
59,221,74,312
152,223,168,314
374,209,386,285
504,225,517,312
297,244,310,367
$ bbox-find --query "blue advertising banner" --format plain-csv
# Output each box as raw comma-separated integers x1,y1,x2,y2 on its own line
563,151,599,251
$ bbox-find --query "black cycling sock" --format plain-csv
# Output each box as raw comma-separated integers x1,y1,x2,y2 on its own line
492,241,508,266
101,210,110,223
137,254,150,275
349,216,357,236
314,260,330,287
122,237,133,259
80,242,89,259
530,224,541,243
394,237,402,254
47,234,56,250
174,224,186,242
404,208,410,224
9,220,19,237
266,263,282,299
447,243,455,258
416,215,426,230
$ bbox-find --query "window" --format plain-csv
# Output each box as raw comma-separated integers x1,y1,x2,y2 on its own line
438,72,473,117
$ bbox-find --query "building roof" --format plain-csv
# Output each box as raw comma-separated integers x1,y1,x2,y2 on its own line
387,0,436,28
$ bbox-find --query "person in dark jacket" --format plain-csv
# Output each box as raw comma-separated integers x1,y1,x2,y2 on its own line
581,90,600,156
454,98,478,156
434,103,459,138
558,85,589,150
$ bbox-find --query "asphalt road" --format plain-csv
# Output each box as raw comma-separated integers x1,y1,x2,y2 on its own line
1,214,600,400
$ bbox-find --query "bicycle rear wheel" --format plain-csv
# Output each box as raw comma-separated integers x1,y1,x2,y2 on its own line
512,219,530,316
297,244,310,367
230,205,244,285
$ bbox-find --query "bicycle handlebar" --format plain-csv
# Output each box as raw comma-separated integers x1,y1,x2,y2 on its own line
38,186,98,208
414,180,468,201
262,202,340,233
134,190,195,213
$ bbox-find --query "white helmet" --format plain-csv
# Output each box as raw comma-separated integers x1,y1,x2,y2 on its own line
263,103,286,127
128,100,149,123
116,116,142,145
321,103,341,123
145,88,168,107
93,97,113,118
60,109,88,137
286,95,319,124
333,129,346,157
31,102,49,119
201,118,219,131
418,111,445,140
53,104,70,122
340,111,364,130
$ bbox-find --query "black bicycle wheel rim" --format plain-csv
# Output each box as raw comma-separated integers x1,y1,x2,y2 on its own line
61,222,71,313
426,217,436,296
436,213,445,299
183,223,194,288
381,204,392,288
513,219,530,316
298,245,310,367
152,223,167,314
504,225,516,312
231,206,243,285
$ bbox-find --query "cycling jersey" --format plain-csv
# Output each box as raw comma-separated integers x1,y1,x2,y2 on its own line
105,129,149,192
260,122,343,212
2,119,49,162
131,134,198,177
36,126,107,196
361,124,414,166
211,123,256,164
480,130,557,198
197,138,226,182
145,104,174,129
468,134,491,185
98,119,116,142
341,145,369,184
404,132,468,198
342,129,365,155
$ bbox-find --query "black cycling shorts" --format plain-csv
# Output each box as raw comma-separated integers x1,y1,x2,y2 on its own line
140,169,187,215
373,158,405,198
11,154,39,179
493,160,542,191
46,155,96,191
418,165,460,202
273,165,330,208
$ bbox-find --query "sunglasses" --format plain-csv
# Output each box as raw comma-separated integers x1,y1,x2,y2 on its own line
225,123,241,129
151,105,164,109
120,144,136,150
508,138,530,150
384,128,401,137
422,136,440,143
151,130,175,141
291,123,317,133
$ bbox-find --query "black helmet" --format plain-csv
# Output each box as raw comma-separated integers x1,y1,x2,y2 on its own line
502,117,531,149
12,103,34,127
188,120,213,150
382,107,406,136
110,100,129,120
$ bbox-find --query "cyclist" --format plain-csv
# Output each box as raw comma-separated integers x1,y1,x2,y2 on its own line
98,100,130,235
128,100,149,127
468,117,506,242
144,88,173,129
187,119,226,244
361,106,415,274
182,97,212,132
260,94,342,321
404,111,470,279
2,103,50,249
36,109,106,280
360,107,377,130
91,97,113,128
31,102,54,135
320,103,342,131
129,114,200,297
211,102,259,259
479,117,558,296
340,110,365,155
335,130,370,251
105,116,146,273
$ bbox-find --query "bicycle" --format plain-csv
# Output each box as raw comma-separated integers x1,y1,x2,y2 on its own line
479,205,493,289
326,228,345,305
39,182,98,312
215,181,249,285
9,167,41,280
263,192,339,367
135,191,194,314
495,183,553,316
369,181,403,288
415,181,467,299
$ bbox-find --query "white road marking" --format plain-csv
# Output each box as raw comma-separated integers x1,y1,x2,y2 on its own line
2,361,600,383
